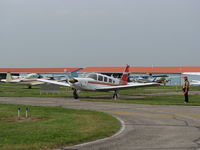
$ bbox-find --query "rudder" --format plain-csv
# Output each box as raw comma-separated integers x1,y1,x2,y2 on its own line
6,72,13,82
121,65,130,85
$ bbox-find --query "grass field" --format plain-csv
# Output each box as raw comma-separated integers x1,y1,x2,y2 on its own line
83,94,200,105
0,83,200,105
0,104,120,150
82,85,200,105
0,83,112,98
1,82,200,95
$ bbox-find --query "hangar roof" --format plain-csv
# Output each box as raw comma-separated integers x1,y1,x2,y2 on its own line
1,67,200,74
0,68,81,73
79,66,200,73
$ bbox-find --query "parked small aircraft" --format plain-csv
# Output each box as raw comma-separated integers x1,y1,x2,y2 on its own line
38,65,159,99
190,80,200,86
182,72,200,86
183,72,200,76
1,73,47,88
130,74,169,84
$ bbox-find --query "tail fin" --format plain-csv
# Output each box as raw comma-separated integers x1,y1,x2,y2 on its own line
64,69,72,78
6,72,13,82
121,65,130,85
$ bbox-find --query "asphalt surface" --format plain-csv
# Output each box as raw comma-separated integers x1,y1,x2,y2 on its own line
0,97,200,150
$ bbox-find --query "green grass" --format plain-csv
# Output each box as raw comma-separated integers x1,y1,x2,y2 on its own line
119,85,200,94
1,83,200,105
0,104,120,150
80,85,200,105
0,83,113,98
0,83,71,97
0,83,199,95
83,94,200,106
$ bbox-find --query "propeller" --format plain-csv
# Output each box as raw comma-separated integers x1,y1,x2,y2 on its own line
64,69,78,84
68,78,78,84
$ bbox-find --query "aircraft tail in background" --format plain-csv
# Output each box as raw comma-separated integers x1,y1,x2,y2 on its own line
5,72,13,82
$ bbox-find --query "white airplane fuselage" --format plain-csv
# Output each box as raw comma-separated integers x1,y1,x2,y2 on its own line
69,73,121,91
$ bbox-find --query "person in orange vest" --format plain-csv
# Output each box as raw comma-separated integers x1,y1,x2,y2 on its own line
182,76,190,103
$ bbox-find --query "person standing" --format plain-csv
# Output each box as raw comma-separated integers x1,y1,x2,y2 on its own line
182,76,190,103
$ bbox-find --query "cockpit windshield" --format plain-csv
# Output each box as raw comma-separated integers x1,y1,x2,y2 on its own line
26,73,40,79
87,73,97,80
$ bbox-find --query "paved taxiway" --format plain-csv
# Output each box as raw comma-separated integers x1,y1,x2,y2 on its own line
0,97,200,150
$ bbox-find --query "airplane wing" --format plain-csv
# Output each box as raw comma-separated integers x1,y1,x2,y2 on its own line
1,79,21,83
183,72,200,75
190,80,200,86
96,82,159,91
29,81,45,86
37,79,70,87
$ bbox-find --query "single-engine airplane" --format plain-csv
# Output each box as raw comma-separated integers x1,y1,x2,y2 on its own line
130,74,169,84
1,73,47,88
38,65,159,99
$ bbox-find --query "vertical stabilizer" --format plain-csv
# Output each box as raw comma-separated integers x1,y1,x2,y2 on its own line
6,72,13,82
64,69,73,79
121,65,130,85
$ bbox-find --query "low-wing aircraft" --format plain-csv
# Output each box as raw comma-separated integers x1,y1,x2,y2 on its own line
190,80,200,86
130,74,169,84
1,73,47,88
183,72,200,76
38,65,159,99
182,72,200,86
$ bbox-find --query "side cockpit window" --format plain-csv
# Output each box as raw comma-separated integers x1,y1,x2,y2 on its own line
98,75,103,81
104,77,108,82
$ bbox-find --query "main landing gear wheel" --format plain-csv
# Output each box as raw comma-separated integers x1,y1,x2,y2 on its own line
73,89,79,99
113,90,119,100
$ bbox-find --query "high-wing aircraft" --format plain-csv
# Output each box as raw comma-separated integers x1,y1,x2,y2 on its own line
182,72,200,86
1,73,47,88
38,65,159,99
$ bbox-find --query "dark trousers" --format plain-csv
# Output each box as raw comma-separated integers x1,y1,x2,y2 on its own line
183,88,189,103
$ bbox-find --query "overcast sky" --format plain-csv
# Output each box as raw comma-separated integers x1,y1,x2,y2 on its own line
0,0,199,68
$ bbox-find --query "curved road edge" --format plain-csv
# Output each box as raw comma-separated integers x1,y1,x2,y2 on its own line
61,116,126,150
